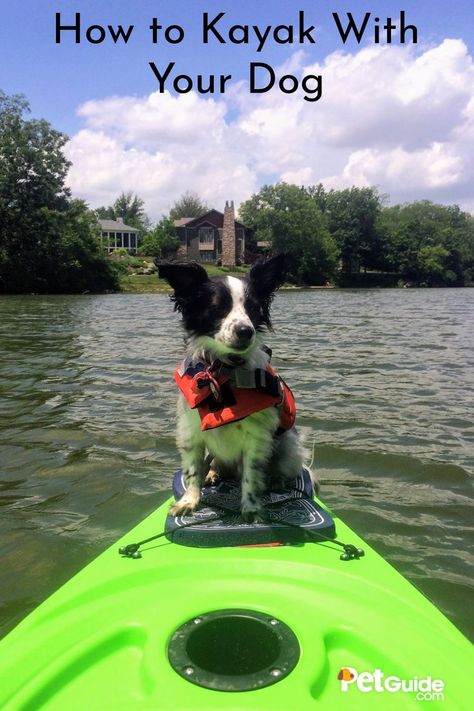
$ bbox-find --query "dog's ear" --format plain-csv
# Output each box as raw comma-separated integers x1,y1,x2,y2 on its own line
157,261,209,292
248,253,289,296
157,261,209,310
247,253,290,330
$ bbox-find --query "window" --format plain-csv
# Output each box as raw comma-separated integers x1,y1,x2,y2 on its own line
200,252,215,262
199,227,214,244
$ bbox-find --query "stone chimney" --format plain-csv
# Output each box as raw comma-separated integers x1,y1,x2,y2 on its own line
116,216,124,224
221,201,236,266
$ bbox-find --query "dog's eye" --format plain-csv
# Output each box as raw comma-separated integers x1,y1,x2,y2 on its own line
209,287,233,320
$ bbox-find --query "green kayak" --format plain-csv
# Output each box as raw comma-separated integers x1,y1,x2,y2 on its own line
0,470,472,710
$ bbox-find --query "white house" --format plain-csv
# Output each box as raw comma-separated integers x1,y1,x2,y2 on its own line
98,218,139,254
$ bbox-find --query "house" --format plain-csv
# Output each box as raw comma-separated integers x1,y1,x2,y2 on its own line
98,218,139,254
173,201,249,266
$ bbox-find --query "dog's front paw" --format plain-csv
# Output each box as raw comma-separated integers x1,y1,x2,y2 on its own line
204,467,220,486
170,493,201,517
241,501,265,524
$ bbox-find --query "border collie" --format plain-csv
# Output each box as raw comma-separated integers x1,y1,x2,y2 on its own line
158,254,304,520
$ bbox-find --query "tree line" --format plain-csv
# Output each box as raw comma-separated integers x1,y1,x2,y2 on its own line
95,180,474,289
0,91,118,294
239,183,474,287
1,89,473,293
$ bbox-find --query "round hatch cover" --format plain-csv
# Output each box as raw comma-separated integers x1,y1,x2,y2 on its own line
167,609,300,692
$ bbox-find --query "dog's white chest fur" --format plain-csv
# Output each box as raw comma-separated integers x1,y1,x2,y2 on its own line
177,393,280,465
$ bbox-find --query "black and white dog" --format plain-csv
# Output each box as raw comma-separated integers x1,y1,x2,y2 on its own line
158,254,305,520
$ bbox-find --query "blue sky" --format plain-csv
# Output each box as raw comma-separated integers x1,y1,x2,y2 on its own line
2,1,474,218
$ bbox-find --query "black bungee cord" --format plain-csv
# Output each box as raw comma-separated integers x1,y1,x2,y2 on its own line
119,495,365,561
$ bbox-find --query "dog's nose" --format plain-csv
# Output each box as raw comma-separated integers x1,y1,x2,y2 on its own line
235,324,254,342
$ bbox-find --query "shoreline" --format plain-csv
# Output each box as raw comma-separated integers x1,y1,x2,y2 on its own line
1,283,472,297
118,275,473,294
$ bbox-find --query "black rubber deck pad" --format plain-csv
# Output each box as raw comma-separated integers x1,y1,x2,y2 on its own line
166,468,336,547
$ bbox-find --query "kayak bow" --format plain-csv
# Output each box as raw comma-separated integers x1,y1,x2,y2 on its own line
0,469,472,710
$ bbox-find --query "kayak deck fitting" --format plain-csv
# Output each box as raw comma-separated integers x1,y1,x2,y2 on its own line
0,468,472,710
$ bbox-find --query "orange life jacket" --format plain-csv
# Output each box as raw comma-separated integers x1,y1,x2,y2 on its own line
174,358,296,433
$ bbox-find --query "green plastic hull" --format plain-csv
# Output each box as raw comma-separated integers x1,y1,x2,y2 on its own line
0,497,472,710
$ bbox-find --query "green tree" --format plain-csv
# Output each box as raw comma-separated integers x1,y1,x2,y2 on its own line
31,200,119,293
113,192,150,231
416,245,453,286
95,192,150,232
95,205,115,221
169,191,209,220
315,186,383,273
140,217,180,258
377,201,474,286
239,183,339,285
0,91,118,293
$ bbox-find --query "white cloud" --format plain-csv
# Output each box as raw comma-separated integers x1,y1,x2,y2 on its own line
64,39,474,220
65,91,257,218
280,166,315,184
323,142,464,191
76,92,228,149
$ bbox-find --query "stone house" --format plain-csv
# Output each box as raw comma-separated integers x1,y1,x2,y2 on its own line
98,218,139,254
173,202,248,266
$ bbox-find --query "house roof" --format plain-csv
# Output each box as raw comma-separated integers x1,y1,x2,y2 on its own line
174,210,247,230
173,217,195,227
98,219,139,232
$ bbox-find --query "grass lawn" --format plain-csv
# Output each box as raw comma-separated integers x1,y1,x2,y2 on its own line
120,264,250,293
120,275,170,293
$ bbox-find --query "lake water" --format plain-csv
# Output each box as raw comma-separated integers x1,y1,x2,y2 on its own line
0,289,473,641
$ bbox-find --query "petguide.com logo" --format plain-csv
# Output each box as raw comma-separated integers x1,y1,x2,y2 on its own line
338,667,445,701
